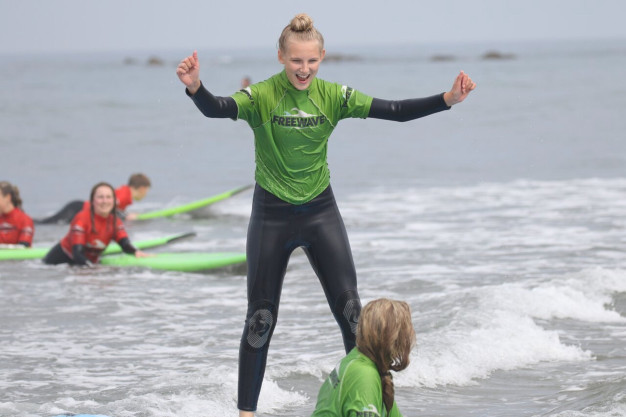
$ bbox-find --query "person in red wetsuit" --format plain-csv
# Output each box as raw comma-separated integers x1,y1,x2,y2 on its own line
43,182,149,266
0,181,34,247
35,173,152,224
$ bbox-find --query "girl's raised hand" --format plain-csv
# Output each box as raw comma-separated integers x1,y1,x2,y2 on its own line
176,50,201,94
443,71,476,106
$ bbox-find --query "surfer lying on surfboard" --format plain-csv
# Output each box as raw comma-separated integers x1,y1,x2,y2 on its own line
35,173,151,224
43,182,150,266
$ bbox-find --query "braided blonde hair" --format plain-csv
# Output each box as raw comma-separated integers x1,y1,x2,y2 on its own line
356,299,416,413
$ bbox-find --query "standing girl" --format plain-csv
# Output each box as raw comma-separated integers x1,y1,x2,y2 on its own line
176,13,475,415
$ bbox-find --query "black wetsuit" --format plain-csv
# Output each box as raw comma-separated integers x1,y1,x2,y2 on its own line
35,200,84,224
43,237,135,266
239,184,362,408
188,81,449,411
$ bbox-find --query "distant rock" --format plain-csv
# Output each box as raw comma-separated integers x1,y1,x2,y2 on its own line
123,57,138,65
147,56,165,66
430,54,457,62
323,53,361,63
481,50,516,60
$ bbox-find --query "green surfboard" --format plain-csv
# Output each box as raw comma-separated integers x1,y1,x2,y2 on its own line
135,184,252,220
0,231,196,261
100,252,246,272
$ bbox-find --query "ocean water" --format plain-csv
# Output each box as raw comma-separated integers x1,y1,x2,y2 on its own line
1,38,625,417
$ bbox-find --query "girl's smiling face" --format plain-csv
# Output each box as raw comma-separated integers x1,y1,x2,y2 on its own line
278,39,325,90
92,185,115,217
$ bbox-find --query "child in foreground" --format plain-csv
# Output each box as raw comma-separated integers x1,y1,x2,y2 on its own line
311,298,416,417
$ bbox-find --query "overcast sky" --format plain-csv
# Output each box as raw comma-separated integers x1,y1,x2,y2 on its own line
1,0,625,54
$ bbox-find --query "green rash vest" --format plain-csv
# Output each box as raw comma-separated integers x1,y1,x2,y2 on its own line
312,348,403,417
231,70,373,205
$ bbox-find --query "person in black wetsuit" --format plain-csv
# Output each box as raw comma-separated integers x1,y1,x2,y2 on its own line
176,13,475,416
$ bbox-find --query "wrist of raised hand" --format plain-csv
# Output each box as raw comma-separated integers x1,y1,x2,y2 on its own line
187,80,202,95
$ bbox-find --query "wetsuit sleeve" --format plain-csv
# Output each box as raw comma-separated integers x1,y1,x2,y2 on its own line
117,237,137,255
17,217,34,248
368,93,450,122
17,212,34,247
114,217,129,241
71,244,91,266
186,82,238,119
337,86,374,121
69,220,87,247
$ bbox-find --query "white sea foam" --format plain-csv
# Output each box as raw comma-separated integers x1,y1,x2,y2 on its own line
485,269,626,323
400,308,591,388
394,266,626,388
547,393,626,417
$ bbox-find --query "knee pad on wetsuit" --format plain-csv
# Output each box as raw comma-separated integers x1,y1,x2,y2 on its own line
242,301,277,351
334,290,361,336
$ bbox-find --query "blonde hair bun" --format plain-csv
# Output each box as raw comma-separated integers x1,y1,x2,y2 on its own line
278,13,324,52
290,13,314,32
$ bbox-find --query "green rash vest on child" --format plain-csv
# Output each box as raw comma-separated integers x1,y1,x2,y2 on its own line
231,70,373,205
311,348,403,417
